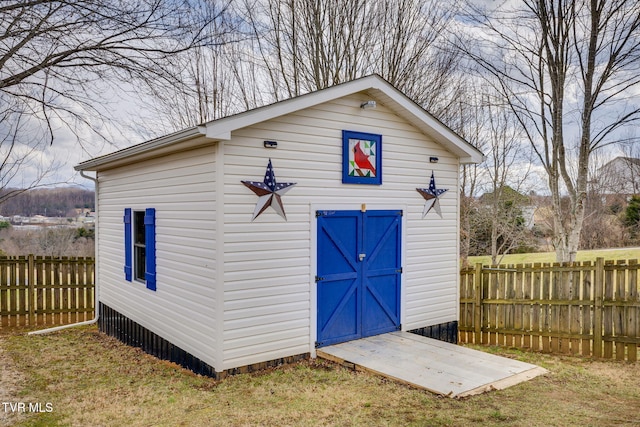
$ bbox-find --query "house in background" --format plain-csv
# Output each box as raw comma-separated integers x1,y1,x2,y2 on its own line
598,156,640,196
479,185,537,229
76,75,483,378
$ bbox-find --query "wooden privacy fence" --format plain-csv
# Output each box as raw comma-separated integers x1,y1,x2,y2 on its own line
460,258,639,362
0,255,94,328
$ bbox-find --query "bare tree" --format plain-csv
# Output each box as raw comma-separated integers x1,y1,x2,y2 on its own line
457,88,490,266
237,0,374,99
458,0,640,262
0,0,227,193
458,85,535,265
373,0,465,120
139,2,246,131
0,106,62,202
0,227,94,257
237,0,464,117
1,0,225,141
482,98,534,264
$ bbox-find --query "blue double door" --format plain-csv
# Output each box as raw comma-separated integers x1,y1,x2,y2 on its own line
316,210,402,347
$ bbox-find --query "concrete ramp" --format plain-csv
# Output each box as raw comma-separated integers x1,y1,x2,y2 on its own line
316,331,547,398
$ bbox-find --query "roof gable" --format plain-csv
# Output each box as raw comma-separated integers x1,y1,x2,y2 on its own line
76,74,483,171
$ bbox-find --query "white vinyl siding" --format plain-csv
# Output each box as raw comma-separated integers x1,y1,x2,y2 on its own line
96,143,218,367
221,92,460,369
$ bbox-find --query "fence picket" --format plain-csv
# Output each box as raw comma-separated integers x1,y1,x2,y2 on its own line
497,268,507,346
522,264,532,349
473,264,482,344
482,268,490,345
581,261,593,357
0,255,95,328
541,264,551,353
463,268,473,343
627,260,638,362
569,267,581,354
614,260,626,360
86,258,95,323
459,257,639,362
0,260,7,327
603,261,614,359
531,263,542,351
513,264,524,348
552,265,562,353
15,257,25,327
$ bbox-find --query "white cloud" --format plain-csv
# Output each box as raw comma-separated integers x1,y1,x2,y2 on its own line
8,86,154,189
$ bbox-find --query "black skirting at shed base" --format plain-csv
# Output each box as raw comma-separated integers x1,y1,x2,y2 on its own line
98,302,309,380
409,321,458,344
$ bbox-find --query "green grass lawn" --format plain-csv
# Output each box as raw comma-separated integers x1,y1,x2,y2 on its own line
466,246,640,266
1,326,639,427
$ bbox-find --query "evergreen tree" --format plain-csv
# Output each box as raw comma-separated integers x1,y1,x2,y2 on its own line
624,196,640,238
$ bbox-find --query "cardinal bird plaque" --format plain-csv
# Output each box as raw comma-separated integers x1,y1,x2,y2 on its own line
342,130,382,185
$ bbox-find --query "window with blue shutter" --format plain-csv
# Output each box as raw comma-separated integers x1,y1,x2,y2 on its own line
144,208,156,291
124,207,156,291
124,208,132,281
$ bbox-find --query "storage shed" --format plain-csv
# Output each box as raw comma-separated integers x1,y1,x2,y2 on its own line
76,75,483,378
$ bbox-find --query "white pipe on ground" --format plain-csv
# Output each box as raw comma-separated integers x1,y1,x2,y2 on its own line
29,170,99,335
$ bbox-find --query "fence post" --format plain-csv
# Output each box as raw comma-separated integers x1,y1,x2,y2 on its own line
474,263,483,344
28,254,35,325
593,257,604,358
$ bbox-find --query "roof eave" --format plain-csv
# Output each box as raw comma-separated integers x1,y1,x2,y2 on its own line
367,84,484,164
199,74,483,163
201,75,388,140
75,74,484,171
74,126,207,172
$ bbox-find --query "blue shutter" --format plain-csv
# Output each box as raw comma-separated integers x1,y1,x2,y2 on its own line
144,208,156,291
124,208,132,281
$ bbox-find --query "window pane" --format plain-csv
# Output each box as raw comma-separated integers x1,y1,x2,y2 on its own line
135,246,146,281
134,211,146,281
134,211,145,244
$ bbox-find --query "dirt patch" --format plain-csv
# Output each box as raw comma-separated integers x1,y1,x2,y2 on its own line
586,360,640,383
0,336,25,427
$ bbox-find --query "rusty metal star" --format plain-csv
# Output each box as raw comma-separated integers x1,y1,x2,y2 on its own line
416,171,448,218
242,159,296,221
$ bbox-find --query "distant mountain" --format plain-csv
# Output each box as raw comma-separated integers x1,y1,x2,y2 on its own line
0,187,95,217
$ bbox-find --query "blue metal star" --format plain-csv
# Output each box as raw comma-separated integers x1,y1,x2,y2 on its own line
416,171,448,218
242,159,296,221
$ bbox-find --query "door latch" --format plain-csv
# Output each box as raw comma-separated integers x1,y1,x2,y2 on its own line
358,253,366,262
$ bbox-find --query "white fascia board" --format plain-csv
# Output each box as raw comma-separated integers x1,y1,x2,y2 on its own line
373,86,484,164
204,76,386,140
204,74,482,164
459,156,482,165
75,126,206,171
75,74,483,171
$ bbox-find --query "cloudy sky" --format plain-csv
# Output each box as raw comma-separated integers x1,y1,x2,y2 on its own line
13,79,627,196
7,0,636,195
12,88,157,190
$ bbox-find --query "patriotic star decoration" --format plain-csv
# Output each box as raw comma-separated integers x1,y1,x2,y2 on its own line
241,159,296,221
416,171,448,218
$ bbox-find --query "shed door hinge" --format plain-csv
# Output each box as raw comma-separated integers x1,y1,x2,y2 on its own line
396,267,403,274
315,275,324,282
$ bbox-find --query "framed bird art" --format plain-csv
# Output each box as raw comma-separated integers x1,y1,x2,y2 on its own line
342,130,382,185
